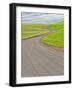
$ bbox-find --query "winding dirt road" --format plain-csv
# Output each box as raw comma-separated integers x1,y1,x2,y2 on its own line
21,33,64,77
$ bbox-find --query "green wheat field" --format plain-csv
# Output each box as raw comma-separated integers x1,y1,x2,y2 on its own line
21,21,64,48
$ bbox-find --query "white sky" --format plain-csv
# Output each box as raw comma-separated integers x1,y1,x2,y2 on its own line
21,12,64,24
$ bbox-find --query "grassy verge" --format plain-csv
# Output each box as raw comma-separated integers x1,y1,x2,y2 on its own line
42,21,64,48
21,24,50,39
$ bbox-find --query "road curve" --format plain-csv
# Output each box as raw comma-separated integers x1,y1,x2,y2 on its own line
21,36,64,77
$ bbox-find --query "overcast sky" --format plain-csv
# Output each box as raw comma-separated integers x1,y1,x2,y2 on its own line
21,12,64,24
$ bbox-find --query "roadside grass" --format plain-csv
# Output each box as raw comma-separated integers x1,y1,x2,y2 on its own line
21,21,64,48
21,24,50,39
42,21,64,48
